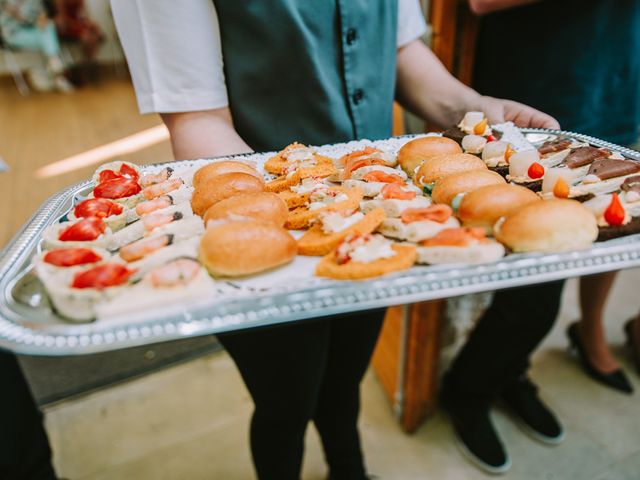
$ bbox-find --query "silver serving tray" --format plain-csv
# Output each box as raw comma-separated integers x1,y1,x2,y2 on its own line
1,129,640,356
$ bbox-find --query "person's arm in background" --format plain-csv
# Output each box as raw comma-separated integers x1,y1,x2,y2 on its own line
395,39,559,129
468,0,541,15
110,0,252,160
395,0,558,130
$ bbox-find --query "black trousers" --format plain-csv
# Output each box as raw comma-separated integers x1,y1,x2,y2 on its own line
0,351,57,480
444,281,565,401
218,309,385,480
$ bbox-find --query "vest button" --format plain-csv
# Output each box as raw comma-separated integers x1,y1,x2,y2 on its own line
346,28,358,45
352,89,364,104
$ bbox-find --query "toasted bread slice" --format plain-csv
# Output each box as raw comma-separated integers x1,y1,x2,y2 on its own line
298,208,386,256
316,244,417,280
285,187,363,230
265,172,301,193
264,143,336,176
278,189,310,209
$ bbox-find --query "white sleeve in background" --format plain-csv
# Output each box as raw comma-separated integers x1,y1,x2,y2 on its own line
110,0,228,114
397,0,429,47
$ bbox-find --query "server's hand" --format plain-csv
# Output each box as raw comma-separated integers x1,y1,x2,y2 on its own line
475,96,560,130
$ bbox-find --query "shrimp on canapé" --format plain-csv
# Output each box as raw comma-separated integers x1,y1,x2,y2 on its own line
143,212,183,232
147,258,200,287
143,178,184,200
135,196,173,216
140,167,174,188
119,234,174,262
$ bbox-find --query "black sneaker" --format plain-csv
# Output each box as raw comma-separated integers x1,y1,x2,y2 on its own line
501,376,565,446
440,387,511,475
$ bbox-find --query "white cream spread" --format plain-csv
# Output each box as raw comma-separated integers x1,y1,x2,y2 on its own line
582,174,602,184
283,146,315,162
291,178,328,195
482,141,510,167
461,135,487,154
350,165,406,181
320,211,364,234
337,234,396,264
624,191,640,203
458,111,492,136
308,190,348,210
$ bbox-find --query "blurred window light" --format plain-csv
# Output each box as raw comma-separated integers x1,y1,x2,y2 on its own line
36,125,170,178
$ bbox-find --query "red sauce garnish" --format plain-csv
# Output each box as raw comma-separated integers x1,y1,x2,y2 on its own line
604,193,626,226
58,217,106,242
72,263,134,289
527,162,545,179
486,134,497,142
93,177,141,199
74,198,123,219
44,248,102,267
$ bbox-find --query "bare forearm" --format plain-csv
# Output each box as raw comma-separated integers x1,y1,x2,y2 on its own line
396,40,481,128
468,0,541,15
160,108,253,161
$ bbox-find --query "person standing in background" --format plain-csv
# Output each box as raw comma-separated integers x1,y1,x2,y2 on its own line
0,351,58,480
438,0,640,475
0,0,74,92
111,1,558,478
471,0,640,393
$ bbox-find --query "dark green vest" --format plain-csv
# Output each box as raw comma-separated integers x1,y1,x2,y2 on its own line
213,0,398,152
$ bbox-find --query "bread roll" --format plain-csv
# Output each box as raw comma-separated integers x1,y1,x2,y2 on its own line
458,184,540,231
413,153,487,186
199,220,296,276
203,192,288,227
431,170,506,205
193,161,261,190
397,136,462,175
191,172,265,216
494,199,598,252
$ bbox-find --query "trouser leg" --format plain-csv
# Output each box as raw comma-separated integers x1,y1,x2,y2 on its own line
444,280,565,400
0,351,57,480
313,309,385,480
218,320,330,480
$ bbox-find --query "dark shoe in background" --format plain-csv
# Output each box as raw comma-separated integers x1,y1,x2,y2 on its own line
567,322,634,394
440,385,511,475
501,376,564,445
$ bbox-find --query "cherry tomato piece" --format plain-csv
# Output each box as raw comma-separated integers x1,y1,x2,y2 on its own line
72,263,134,289
74,198,123,219
44,248,102,267
58,217,106,242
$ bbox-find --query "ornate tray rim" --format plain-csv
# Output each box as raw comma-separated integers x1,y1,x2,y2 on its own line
1,129,639,356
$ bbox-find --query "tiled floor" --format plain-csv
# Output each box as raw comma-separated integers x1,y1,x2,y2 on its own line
45,271,640,479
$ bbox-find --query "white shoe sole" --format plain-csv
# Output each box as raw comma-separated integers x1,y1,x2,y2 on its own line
453,432,512,475
507,409,566,446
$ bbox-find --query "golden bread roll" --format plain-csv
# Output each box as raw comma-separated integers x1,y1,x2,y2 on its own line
413,153,487,187
199,220,296,276
431,170,506,205
457,184,540,232
193,161,261,190
203,192,288,227
494,199,598,252
397,136,462,175
191,172,265,216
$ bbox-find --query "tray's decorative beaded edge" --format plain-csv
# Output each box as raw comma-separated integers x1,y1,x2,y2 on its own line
1,130,639,355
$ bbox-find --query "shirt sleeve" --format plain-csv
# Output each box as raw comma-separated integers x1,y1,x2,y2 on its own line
397,0,428,47
110,0,228,114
